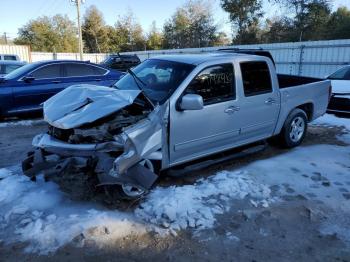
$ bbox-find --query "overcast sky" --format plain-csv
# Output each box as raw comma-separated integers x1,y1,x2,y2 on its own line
1,0,349,40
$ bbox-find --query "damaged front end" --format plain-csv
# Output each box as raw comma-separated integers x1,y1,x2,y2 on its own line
22,84,168,199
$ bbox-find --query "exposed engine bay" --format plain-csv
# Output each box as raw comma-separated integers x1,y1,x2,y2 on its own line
22,84,167,200
48,104,152,144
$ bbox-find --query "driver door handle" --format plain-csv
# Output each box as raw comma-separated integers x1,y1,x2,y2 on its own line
265,98,276,105
225,106,240,114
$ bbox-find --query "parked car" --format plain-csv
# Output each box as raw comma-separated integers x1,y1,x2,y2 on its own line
23,53,331,200
0,54,20,61
326,65,350,115
0,60,124,118
100,53,141,72
0,60,26,77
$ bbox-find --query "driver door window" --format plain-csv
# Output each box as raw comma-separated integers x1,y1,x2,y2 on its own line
185,64,235,105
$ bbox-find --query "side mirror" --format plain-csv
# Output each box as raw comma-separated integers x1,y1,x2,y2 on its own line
23,76,35,83
0,77,5,83
179,94,204,111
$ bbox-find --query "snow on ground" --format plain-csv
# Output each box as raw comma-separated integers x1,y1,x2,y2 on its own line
337,133,350,144
312,114,350,145
244,144,350,209
135,171,273,231
0,167,149,254
0,166,274,254
0,119,45,128
312,114,350,131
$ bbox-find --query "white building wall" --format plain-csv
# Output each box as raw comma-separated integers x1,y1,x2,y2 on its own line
30,52,108,64
2,39,350,78
122,39,350,78
0,44,31,61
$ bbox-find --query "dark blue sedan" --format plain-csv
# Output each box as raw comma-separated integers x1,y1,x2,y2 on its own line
0,60,123,118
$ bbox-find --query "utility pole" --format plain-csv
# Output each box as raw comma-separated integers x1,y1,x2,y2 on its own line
3,32,8,44
71,0,84,60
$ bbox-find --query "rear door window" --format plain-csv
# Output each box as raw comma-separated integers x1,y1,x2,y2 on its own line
64,63,107,77
31,64,62,79
185,63,235,105
240,61,272,97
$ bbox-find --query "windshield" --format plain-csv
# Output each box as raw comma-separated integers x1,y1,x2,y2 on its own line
4,63,37,80
114,59,195,104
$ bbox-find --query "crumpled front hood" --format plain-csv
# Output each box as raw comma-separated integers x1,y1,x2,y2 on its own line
44,84,141,129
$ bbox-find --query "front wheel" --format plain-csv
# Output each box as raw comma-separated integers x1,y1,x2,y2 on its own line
276,109,308,148
105,159,155,201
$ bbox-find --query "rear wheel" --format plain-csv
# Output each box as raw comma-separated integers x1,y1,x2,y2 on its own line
275,108,308,148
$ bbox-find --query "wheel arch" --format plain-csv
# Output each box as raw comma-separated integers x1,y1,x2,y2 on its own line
274,102,313,135
296,102,314,121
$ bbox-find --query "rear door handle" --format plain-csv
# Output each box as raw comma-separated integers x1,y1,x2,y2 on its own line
225,106,240,114
265,98,276,105
95,79,102,81
51,80,62,84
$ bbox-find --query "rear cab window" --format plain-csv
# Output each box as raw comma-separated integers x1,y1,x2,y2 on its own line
185,63,235,105
240,61,272,97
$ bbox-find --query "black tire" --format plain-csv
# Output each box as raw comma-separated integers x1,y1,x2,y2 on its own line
275,108,308,148
104,159,155,201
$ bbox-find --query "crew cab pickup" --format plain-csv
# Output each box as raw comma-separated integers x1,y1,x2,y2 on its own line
22,53,331,200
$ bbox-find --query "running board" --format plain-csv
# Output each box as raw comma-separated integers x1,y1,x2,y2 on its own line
166,142,267,177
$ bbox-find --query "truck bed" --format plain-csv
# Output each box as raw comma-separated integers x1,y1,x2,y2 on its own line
273,76,331,135
277,74,324,89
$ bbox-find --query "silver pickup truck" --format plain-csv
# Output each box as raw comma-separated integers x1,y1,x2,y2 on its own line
22,53,331,200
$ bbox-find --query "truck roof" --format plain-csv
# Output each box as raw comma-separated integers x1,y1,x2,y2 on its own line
152,53,264,65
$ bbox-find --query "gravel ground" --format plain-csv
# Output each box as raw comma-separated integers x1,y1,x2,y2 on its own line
0,119,46,168
0,118,349,262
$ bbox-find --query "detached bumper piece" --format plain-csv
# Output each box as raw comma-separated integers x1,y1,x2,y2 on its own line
22,147,158,192
22,148,94,181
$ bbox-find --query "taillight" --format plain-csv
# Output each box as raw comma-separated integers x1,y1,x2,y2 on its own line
328,84,332,103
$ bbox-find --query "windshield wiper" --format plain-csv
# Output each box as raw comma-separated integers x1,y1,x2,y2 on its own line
127,68,155,108
127,68,147,89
